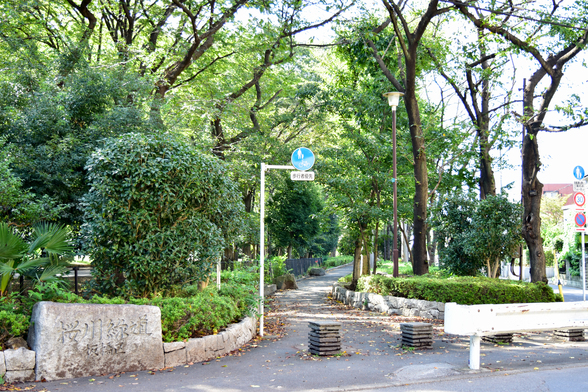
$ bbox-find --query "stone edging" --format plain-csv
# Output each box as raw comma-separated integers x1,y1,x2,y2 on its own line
332,282,445,320
0,348,35,383
162,315,257,367
0,315,257,383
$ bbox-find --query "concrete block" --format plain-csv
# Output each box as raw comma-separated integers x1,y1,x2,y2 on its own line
4,369,35,383
186,338,206,363
203,334,219,355
163,341,185,353
0,351,5,376
164,348,187,368
4,348,35,371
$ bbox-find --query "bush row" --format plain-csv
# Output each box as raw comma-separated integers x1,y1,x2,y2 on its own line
356,274,559,304
322,255,353,269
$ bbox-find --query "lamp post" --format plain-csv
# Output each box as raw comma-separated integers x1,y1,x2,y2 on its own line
383,91,404,278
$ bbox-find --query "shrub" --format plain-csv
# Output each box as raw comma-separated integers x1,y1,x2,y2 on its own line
338,274,353,283
560,249,582,276
82,132,244,297
323,255,353,269
433,193,523,278
356,274,556,305
14,281,255,344
266,255,291,279
0,296,30,349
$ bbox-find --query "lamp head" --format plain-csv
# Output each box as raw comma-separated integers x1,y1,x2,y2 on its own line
383,92,404,110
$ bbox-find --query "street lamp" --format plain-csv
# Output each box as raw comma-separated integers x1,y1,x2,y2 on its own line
383,91,404,278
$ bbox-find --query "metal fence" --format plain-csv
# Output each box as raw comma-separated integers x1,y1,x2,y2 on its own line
285,257,323,276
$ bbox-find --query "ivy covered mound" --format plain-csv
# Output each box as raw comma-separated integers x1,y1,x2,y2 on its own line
355,274,559,305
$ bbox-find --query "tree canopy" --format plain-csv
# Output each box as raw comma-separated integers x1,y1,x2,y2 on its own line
1,0,587,284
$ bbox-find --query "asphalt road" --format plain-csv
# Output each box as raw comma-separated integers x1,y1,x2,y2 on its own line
20,265,588,392
550,283,586,302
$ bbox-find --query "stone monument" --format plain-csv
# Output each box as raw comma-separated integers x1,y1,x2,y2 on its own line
28,301,164,381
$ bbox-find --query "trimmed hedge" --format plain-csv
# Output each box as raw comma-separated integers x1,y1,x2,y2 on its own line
357,274,559,304
322,255,353,269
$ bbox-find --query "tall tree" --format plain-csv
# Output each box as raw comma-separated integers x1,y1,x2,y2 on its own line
266,180,323,258
364,0,453,274
426,14,517,199
450,0,588,282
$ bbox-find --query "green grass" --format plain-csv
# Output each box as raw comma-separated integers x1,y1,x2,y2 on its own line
377,260,443,276
322,255,353,269
378,260,414,275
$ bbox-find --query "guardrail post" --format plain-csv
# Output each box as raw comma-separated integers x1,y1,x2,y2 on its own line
469,335,481,370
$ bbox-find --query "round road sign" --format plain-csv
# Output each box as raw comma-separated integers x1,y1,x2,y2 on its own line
291,147,315,171
574,166,585,180
575,212,586,227
575,192,586,207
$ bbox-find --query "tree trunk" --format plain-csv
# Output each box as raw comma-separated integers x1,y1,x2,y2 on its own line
405,78,429,275
362,254,370,276
372,222,379,274
385,222,390,261
476,28,496,200
402,222,410,263
478,112,496,199
370,1,449,275
522,127,547,283
242,244,251,258
287,245,292,259
426,228,437,267
351,238,363,290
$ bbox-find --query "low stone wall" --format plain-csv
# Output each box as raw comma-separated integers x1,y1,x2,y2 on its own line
332,283,445,320
0,315,257,383
163,316,256,367
0,348,36,383
264,284,277,296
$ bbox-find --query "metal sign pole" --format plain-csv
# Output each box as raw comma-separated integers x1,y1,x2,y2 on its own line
259,163,266,336
259,163,297,337
217,257,221,290
583,231,586,301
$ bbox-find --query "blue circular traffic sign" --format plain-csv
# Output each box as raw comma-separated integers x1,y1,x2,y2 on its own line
291,147,315,171
575,212,586,227
574,165,585,180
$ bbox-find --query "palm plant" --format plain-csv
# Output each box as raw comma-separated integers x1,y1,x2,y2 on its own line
0,222,73,296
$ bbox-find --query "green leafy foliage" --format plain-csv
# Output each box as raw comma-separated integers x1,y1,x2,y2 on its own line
0,295,29,349
0,222,73,296
560,249,582,277
357,274,557,305
135,293,240,342
82,132,244,297
266,181,323,258
322,255,353,269
0,140,63,226
2,278,257,346
265,256,291,281
432,193,482,276
433,193,523,277
1,67,155,229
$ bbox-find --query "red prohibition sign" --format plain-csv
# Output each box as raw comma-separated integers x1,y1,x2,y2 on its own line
575,212,586,227
575,192,586,207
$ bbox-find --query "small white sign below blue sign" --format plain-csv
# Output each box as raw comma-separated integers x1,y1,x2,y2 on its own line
291,147,315,171
574,165,585,180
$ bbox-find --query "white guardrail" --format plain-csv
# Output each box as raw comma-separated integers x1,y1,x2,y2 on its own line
445,302,588,369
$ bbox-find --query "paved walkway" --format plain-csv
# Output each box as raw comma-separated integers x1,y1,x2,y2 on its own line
23,265,588,391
